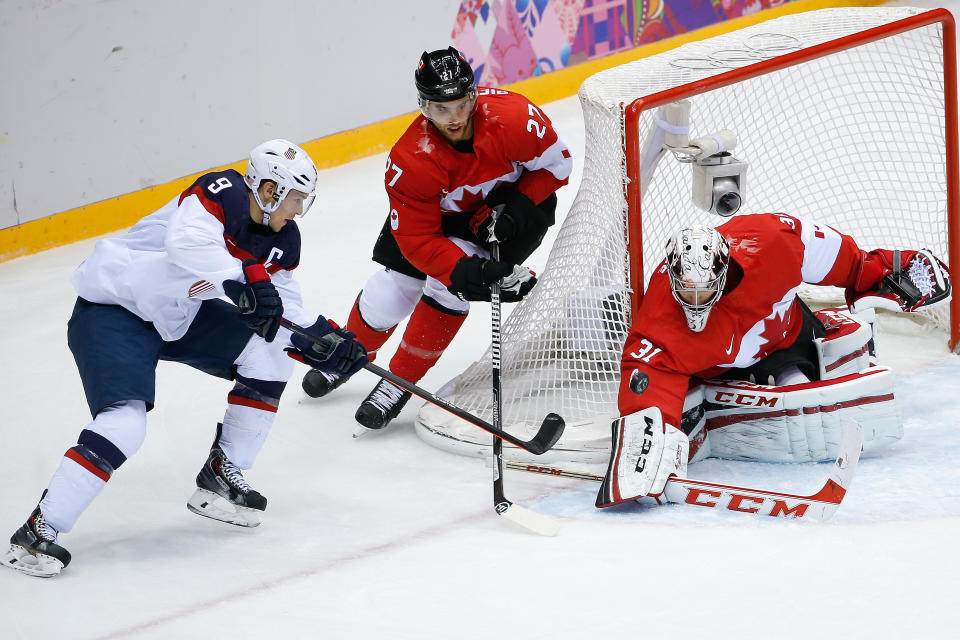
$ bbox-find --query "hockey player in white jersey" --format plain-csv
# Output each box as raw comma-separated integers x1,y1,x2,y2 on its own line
3,140,368,578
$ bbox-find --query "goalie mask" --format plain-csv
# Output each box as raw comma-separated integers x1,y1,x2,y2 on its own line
665,227,730,332
244,139,318,223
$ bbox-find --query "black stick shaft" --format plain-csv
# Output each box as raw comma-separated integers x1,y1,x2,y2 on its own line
490,240,511,511
279,317,555,454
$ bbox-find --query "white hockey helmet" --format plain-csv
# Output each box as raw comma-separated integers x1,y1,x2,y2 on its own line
244,139,318,218
665,226,730,332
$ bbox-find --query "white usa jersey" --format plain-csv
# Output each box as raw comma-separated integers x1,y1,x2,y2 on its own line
72,169,312,341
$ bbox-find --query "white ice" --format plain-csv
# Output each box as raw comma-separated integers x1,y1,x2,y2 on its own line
2,4,960,638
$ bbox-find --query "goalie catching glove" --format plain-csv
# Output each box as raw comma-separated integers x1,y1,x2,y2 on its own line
284,316,369,377
847,248,951,314
447,255,537,302
596,406,689,508
222,260,283,343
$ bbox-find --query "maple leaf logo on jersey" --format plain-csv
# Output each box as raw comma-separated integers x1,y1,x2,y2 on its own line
753,305,794,360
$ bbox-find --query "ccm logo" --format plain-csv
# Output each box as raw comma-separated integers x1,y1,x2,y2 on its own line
634,417,655,473
683,487,809,518
713,391,779,408
522,465,564,476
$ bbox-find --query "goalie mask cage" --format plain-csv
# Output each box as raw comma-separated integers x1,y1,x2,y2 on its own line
416,6,959,463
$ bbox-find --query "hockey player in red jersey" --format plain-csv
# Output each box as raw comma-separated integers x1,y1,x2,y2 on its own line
595,212,951,508
301,47,573,431
3,140,368,577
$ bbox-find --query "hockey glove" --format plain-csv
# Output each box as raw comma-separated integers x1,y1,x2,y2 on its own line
596,407,689,509
285,316,369,377
447,255,537,302
468,190,549,245
469,204,512,243
846,248,951,313
223,260,283,343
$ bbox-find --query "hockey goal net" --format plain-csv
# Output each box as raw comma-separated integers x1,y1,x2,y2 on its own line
416,6,959,463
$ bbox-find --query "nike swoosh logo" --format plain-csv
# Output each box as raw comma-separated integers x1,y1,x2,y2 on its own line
724,336,735,355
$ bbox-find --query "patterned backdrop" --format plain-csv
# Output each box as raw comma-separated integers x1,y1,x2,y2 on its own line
452,0,798,85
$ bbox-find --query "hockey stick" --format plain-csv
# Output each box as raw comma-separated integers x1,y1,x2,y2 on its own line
279,318,565,456
505,419,863,522
488,237,560,536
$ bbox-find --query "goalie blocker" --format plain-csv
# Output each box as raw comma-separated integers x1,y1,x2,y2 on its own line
597,307,901,507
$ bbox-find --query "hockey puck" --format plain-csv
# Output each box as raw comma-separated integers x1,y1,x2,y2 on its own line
628,369,649,395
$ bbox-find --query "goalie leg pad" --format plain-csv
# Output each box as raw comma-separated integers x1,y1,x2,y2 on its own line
699,367,900,463
596,407,689,508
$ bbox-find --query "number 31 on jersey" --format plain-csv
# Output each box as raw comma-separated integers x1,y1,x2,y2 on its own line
629,339,662,363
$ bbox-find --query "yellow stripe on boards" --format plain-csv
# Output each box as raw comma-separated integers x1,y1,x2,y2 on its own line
0,0,887,262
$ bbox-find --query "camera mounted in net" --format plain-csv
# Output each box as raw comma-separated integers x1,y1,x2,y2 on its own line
692,150,747,217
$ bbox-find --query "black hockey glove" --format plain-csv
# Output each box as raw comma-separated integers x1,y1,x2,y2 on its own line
447,255,537,302
469,190,548,244
284,316,369,377
223,260,283,343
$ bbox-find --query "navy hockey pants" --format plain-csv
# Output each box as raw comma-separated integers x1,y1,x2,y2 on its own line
67,297,254,416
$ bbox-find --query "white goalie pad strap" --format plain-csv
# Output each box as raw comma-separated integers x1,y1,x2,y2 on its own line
814,306,874,380
699,367,900,463
596,407,689,508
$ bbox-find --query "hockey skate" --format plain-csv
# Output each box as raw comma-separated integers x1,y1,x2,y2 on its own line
3,499,71,578
187,446,267,528
355,378,412,431
302,368,346,398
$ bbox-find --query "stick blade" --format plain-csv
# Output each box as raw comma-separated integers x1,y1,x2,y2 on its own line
527,413,566,455
807,418,864,512
496,501,561,536
662,418,866,521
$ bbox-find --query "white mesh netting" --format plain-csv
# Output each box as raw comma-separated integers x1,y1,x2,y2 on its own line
416,7,954,462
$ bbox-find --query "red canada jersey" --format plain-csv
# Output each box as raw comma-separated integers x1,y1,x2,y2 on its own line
619,213,865,428
384,88,572,284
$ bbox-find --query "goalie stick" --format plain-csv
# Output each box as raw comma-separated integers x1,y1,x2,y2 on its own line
504,419,864,521
280,318,565,456
488,235,560,536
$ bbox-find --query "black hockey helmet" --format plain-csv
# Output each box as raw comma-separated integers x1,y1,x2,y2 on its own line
415,47,476,104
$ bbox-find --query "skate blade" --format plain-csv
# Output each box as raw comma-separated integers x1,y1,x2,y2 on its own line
351,422,395,439
351,424,374,439
186,489,262,528
2,544,64,578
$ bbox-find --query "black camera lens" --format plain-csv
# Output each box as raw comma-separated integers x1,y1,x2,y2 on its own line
715,191,741,216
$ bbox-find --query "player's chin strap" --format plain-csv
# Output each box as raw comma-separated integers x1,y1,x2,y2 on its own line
596,406,689,508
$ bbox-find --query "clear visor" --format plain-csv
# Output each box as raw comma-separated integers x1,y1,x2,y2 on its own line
290,189,316,217
419,89,478,125
271,187,316,218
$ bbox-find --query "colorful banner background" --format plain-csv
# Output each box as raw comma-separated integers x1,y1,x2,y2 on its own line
453,0,800,85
